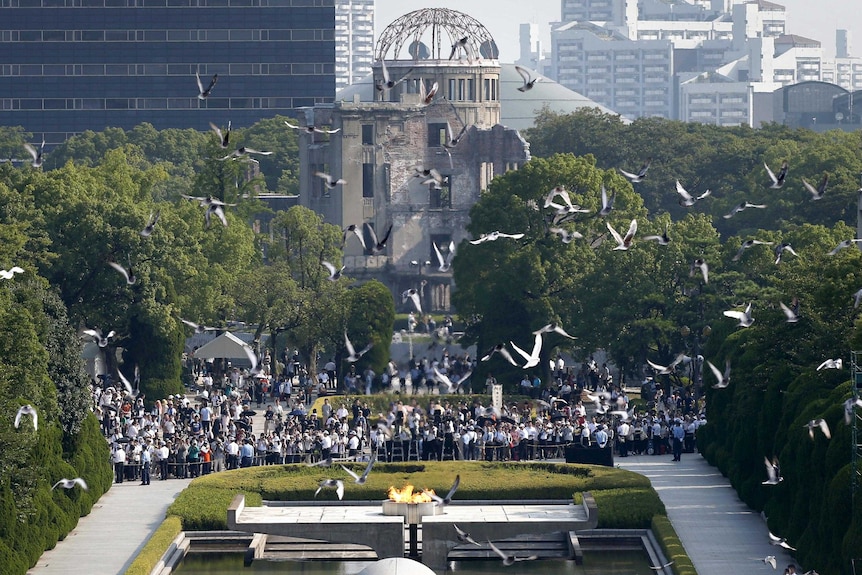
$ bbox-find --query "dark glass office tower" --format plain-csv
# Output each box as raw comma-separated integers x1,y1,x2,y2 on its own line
0,0,335,144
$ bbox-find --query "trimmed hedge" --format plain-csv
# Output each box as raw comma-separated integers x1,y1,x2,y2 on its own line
168,461,654,530
124,515,183,575
0,413,112,575
651,515,696,575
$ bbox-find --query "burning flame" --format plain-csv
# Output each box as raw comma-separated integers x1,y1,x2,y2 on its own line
387,484,435,503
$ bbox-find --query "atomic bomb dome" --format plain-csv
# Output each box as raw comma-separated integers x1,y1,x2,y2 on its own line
375,8,499,61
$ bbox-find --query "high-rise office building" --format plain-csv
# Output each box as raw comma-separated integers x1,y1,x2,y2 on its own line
335,0,374,91
0,0,336,145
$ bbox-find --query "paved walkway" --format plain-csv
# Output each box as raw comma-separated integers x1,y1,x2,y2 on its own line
616,453,798,575
27,477,192,575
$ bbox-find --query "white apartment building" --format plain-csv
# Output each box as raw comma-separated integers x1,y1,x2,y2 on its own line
335,0,374,91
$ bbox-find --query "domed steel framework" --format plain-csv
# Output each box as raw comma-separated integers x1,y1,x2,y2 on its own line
375,8,499,62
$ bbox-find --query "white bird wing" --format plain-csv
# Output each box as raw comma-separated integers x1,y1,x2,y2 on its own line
433,367,454,391
618,167,638,181
606,221,625,247
764,458,779,483
433,242,446,269
322,261,337,278
818,419,831,439
24,143,39,161
195,71,205,94
707,360,725,386
780,302,798,321
108,261,131,283
802,178,820,198
380,58,391,84
723,310,747,321
764,162,778,185
284,120,302,130
695,189,711,201
514,64,531,84
340,464,360,481
528,332,543,361
75,477,89,490
487,540,508,561
498,232,525,240
647,359,669,374
624,219,638,242
675,180,693,201
118,370,134,395
344,332,357,358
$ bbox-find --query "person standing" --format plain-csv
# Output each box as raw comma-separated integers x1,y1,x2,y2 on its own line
140,440,152,485
112,444,126,484
672,418,685,461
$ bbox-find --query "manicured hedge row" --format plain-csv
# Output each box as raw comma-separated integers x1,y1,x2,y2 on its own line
124,515,183,575
698,374,861,575
651,515,696,575
1,414,112,575
167,461,654,530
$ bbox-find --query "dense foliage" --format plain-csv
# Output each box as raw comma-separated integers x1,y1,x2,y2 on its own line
458,110,862,573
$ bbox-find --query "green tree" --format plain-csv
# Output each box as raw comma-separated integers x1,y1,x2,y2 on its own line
345,280,396,377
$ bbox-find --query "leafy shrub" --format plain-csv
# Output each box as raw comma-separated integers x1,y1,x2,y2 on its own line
577,487,665,529
167,487,262,530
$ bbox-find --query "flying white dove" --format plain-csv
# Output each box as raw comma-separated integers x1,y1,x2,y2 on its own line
429,474,460,506
618,159,650,183
340,457,376,485
433,366,473,393
723,302,755,327
52,478,88,491
108,261,136,285
802,173,828,200
0,266,24,280
762,457,783,485
599,185,615,216
14,404,38,431
284,120,341,134
454,524,481,546
487,539,538,566
514,65,539,92
433,240,456,272
315,171,346,189
24,139,45,168
765,160,788,189
642,224,670,245
805,418,831,440
607,219,637,251
510,333,543,369
768,530,795,550
780,301,800,323
342,225,367,251
827,239,862,256
344,332,372,363
675,180,711,207
707,359,731,389
315,479,344,500
402,288,423,314
196,71,218,99
322,261,345,281
209,121,231,148
140,210,160,237
480,343,518,366
469,231,525,244
690,258,708,284
843,397,862,425
723,201,767,219
533,323,576,339
82,328,116,348
816,358,842,371
774,243,799,264
732,239,773,262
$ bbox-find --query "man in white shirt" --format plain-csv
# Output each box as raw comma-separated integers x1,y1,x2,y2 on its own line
617,420,631,457
112,444,126,483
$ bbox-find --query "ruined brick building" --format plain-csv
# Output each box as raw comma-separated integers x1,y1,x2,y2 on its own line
297,8,531,313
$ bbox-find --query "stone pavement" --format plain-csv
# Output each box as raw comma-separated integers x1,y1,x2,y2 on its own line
27,477,192,575
616,453,799,575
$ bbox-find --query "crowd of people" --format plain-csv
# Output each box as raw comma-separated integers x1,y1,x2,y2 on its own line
95,349,708,484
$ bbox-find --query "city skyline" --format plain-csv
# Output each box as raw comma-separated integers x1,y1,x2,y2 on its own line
377,0,862,62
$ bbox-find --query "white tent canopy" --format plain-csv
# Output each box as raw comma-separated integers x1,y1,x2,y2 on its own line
193,332,254,360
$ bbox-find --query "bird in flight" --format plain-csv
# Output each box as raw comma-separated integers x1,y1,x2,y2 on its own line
108,260,136,285
433,366,473,394
340,457,375,485
690,258,708,284
510,332,543,369
430,474,460,506
732,239,773,262
209,121,231,148
52,478,88,491
344,332,372,363
315,171,346,189
342,224,366,251
14,404,38,431
480,343,518,366
180,319,218,333
618,159,650,183
805,418,831,440
402,287,423,314
365,222,393,254
514,65,539,92
707,359,731,389
843,397,862,425
607,219,637,251
723,201,766,219
454,524,480,546
762,457,783,485
322,261,345,281
196,71,218,100
82,327,116,348
827,238,862,256
642,223,670,246
534,323,576,339
487,539,538,566
284,120,340,134
768,530,795,550
765,160,788,188
599,185,615,216
802,173,828,200
675,180,711,207
469,231,524,245
433,240,456,272
774,243,799,265
723,302,755,327
315,479,344,501
375,58,411,93
24,139,45,168
140,210,160,237
780,301,800,323
816,358,842,371
0,266,24,280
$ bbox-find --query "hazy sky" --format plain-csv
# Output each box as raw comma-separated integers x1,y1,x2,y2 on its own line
376,0,860,61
